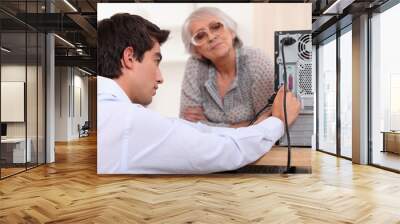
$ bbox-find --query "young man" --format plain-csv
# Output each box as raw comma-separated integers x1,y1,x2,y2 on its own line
97,13,301,174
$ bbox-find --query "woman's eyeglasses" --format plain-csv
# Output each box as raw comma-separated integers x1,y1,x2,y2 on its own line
191,21,225,46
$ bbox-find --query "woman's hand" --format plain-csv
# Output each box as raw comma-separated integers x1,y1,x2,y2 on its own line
183,107,207,122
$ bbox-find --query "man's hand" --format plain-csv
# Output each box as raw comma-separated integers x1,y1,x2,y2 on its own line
253,109,272,125
271,87,301,126
183,106,207,122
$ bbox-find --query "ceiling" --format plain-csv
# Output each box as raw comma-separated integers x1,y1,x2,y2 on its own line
0,0,394,74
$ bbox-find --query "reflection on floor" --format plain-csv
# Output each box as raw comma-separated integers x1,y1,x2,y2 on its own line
0,162,42,178
0,167,25,177
340,147,352,159
373,150,400,171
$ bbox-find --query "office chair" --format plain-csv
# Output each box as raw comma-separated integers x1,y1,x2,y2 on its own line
79,121,90,138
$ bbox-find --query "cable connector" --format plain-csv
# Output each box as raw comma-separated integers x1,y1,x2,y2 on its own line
280,36,296,46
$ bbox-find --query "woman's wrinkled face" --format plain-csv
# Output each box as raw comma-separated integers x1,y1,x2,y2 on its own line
189,16,235,62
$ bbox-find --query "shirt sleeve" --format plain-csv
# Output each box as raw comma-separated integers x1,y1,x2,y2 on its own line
124,105,284,174
250,49,276,114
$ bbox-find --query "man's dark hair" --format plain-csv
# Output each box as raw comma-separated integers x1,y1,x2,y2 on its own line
98,13,170,78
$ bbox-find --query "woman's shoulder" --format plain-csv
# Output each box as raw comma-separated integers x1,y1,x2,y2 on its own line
239,46,273,71
183,57,209,83
240,46,268,60
185,56,208,68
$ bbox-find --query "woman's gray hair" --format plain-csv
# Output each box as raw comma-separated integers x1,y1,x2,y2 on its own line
181,7,243,59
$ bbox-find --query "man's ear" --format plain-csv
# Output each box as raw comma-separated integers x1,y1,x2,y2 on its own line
121,46,135,70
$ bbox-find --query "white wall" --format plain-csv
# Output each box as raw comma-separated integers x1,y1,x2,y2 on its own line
253,3,312,61
55,66,68,141
1,65,26,139
72,73,89,138
1,64,45,164
55,67,89,141
1,65,39,138
98,3,311,117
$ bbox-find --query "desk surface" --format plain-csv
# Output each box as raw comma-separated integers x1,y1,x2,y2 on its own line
381,131,400,134
1,138,27,143
252,146,311,167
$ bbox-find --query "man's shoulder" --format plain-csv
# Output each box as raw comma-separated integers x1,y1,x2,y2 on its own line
98,96,142,109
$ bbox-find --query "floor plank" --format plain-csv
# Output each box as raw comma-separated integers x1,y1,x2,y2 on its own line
1,134,399,223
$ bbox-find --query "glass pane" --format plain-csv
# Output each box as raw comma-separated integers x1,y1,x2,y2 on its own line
27,31,38,169
340,29,352,158
38,32,45,165
371,3,400,171
1,30,27,177
27,0,39,169
318,37,337,154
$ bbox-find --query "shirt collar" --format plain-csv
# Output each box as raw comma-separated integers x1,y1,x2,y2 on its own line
206,47,241,89
97,76,132,103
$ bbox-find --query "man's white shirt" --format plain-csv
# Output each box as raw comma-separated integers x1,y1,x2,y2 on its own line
97,76,284,174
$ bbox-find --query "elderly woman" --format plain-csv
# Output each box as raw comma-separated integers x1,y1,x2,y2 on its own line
180,7,275,128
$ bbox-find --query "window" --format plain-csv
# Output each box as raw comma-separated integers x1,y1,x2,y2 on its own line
317,36,337,155
339,28,352,158
370,2,400,171
0,1,47,179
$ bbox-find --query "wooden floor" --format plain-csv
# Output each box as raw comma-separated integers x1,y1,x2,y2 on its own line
1,135,400,223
